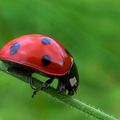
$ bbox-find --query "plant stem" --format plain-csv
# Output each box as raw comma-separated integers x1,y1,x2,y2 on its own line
0,61,119,120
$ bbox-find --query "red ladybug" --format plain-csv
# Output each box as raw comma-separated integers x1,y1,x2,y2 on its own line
0,34,79,97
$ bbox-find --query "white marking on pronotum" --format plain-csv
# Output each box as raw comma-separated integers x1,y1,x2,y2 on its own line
70,77,77,87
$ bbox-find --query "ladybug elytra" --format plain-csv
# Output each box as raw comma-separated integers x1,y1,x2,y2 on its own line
0,34,79,97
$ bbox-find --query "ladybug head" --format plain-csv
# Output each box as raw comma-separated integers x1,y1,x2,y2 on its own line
66,62,79,95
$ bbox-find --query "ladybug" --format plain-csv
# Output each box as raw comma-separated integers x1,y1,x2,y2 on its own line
0,34,79,97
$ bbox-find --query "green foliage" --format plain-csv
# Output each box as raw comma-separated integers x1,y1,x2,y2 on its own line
0,0,120,120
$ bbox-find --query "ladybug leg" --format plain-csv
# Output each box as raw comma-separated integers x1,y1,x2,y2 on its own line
29,77,37,90
31,78,54,98
57,80,66,94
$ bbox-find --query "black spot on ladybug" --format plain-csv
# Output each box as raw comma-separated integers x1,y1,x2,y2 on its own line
10,42,21,55
41,38,51,45
41,55,51,67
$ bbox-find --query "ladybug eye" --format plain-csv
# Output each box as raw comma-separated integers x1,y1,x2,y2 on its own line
41,38,51,45
41,55,51,67
10,42,21,55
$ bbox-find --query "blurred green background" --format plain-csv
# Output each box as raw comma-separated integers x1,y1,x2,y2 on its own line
0,0,120,120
